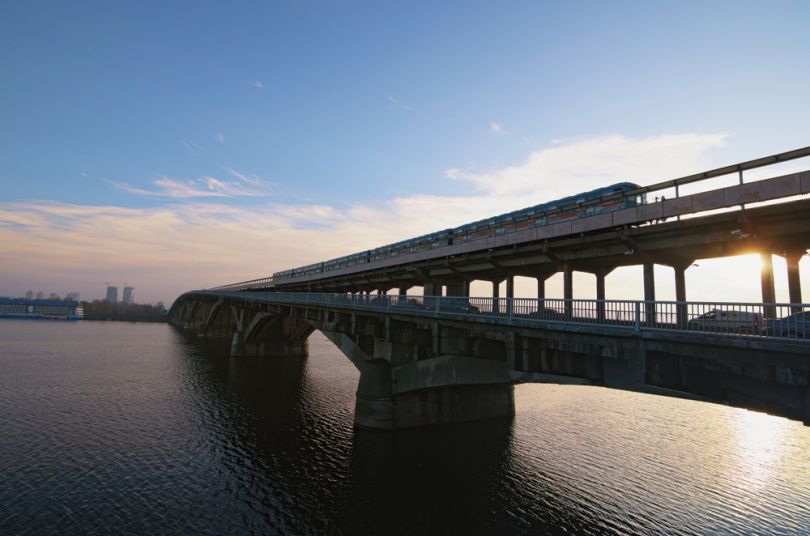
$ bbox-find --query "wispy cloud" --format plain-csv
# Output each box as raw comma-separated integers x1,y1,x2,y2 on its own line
215,133,225,144
490,121,506,135
447,132,729,198
181,140,202,155
388,96,414,111
105,174,267,199
250,80,264,89
225,167,262,186
3,132,761,304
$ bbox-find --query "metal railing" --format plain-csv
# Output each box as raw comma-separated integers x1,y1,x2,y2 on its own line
206,291,810,342
211,276,275,291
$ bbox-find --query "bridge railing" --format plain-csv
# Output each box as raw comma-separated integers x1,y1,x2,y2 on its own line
211,276,275,291
224,291,810,341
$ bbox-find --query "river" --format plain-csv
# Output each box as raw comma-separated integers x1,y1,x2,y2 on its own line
1,319,808,534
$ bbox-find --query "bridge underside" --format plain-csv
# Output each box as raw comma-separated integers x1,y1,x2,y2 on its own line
170,293,810,430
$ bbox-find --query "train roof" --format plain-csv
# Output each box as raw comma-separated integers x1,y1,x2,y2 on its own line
458,182,639,232
274,181,640,277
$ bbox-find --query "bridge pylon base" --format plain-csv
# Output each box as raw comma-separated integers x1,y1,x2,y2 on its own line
231,336,309,358
354,383,515,430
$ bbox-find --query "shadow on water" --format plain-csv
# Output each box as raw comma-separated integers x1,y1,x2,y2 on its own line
175,331,311,443
173,331,544,535
340,418,520,535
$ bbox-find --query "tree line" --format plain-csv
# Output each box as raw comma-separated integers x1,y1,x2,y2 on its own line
80,300,168,322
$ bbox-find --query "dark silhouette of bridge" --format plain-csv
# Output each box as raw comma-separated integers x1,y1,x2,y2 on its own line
170,147,810,429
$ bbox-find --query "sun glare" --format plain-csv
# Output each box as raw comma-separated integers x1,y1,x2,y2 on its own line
731,409,790,488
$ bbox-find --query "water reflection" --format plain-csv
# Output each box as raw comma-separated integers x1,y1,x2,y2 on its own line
341,419,515,535
3,322,810,535
732,409,790,489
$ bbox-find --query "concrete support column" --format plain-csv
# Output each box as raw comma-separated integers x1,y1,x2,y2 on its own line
536,272,552,317
445,281,470,297
492,280,502,315
643,263,656,326
595,270,607,323
505,276,514,317
761,253,777,319
674,263,688,328
563,267,573,319
398,286,408,296
785,252,804,311
537,276,546,301
423,282,439,297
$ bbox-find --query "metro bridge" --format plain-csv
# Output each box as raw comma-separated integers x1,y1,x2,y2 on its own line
170,147,810,429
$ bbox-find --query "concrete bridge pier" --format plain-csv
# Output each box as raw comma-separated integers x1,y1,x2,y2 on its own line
595,268,610,323
782,250,805,311
445,280,470,297
423,281,439,297
563,266,573,319
354,359,515,430
672,261,691,328
761,253,777,319
320,320,516,430
491,279,502,314
643,262,656,326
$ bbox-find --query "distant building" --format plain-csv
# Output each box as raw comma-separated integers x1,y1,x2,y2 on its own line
66,292,80,300
122,287,134,304
35,291,45,300
0,298,83,320
105,286,118,303
25,291,33,300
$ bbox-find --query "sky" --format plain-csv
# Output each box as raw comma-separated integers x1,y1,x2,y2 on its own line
1,0,810,304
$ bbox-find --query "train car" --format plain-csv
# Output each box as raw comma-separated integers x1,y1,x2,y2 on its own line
272,182,642,283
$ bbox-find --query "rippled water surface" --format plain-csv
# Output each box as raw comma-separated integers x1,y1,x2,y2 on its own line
1,319,809,535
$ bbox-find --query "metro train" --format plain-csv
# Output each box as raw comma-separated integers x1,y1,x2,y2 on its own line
274,182,644,283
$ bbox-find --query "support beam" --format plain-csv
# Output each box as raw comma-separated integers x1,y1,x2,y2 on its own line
492,280,502,315
445,281,469,297
595,270,607,323
643,263,656,326
537,272,553,316
505,276,515,318
537,276,546,301
674,262,689,329
785,252,804,311
423,282,439,297
761,253,776,319
563,267,573,319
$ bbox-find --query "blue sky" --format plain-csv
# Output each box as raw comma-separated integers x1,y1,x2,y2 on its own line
2,1,810,302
